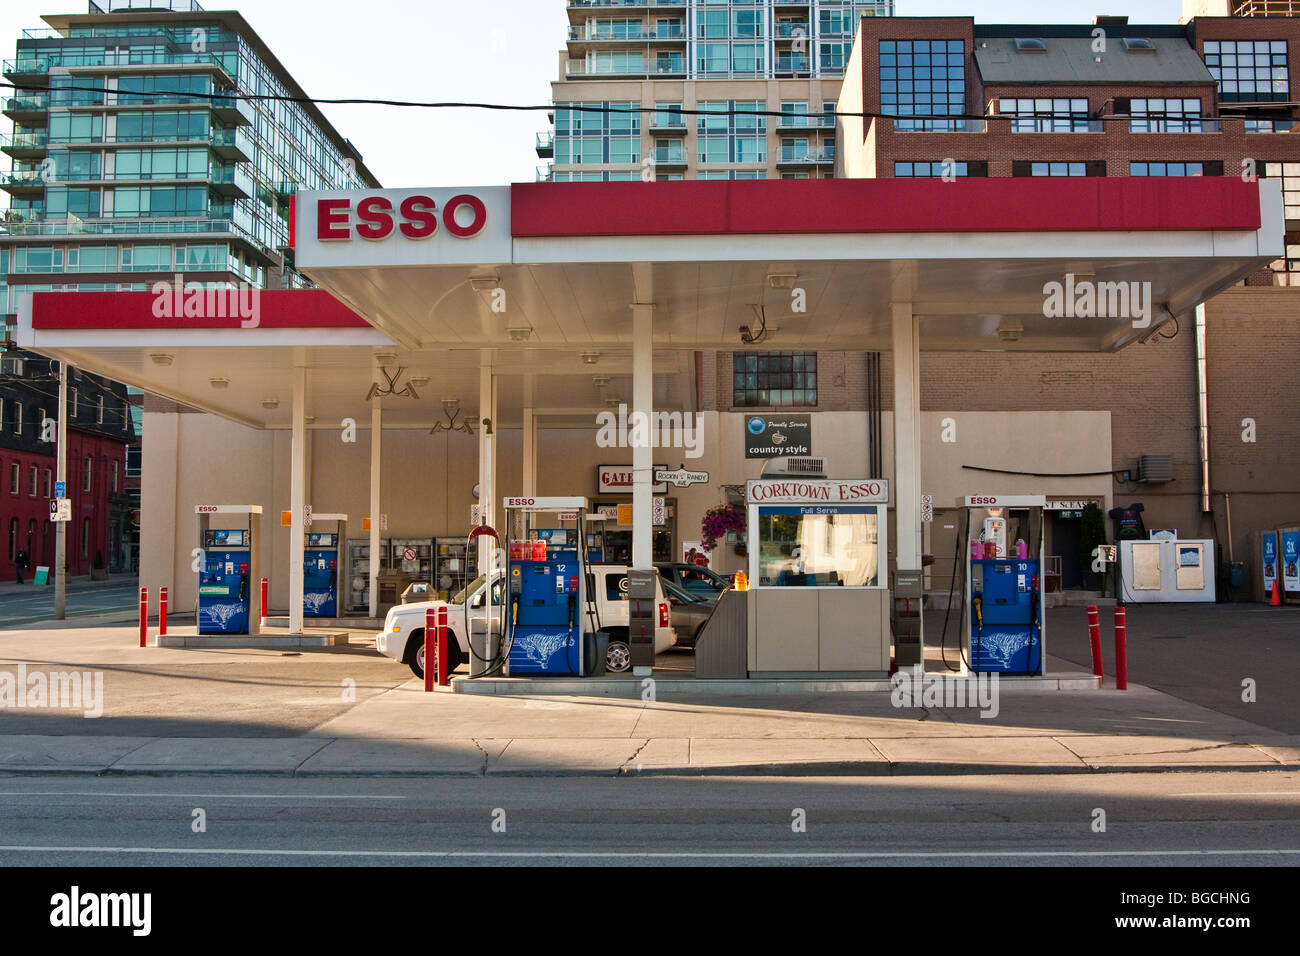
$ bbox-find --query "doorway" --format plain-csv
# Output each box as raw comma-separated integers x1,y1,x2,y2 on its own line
1051,510,1084,589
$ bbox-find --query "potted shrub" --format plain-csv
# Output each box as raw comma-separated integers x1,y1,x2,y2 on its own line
91,550,108,581
701,505,745,553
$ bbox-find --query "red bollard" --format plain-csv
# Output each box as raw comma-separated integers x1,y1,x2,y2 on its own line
424,606,436,692
1114,606,1128,691
436,605,450,687
159,586,168,636
1087,605,1103,678
260,578,269,626
138,586,148,648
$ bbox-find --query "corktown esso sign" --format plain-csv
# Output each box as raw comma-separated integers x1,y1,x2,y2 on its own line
315,194,488,241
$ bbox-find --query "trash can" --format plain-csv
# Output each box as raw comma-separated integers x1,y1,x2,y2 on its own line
585,630,609,677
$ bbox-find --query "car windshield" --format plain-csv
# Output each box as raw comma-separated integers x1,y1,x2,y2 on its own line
448,574,488,605
660,577,702,603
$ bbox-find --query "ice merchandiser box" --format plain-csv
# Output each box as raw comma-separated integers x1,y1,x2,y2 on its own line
196,505,262,635
745,479,890,676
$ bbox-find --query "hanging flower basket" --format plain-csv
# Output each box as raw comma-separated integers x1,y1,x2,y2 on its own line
701,505,746,552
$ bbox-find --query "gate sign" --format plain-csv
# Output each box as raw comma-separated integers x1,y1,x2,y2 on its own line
598,465,668,495
1262,532,1278,593
655,468,709,488
50,498,71,522
1283,531,1300,593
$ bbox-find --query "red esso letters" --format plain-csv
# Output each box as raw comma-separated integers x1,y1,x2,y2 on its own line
316,193,487,242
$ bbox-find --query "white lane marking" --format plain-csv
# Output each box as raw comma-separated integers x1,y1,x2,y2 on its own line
1172,791,1300,797
1,846,1298,859
0,792,404,800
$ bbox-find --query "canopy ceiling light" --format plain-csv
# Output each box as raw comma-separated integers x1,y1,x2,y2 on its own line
767,273,799,289
430,398,475,435
469,275,500,292
374,351,398,366
507,326,533,342
261,398,280,410
592,375,611,387
209,376,230,389
997,319,1025,343
580,351,601,365
408,375,430,388
150,353,174,366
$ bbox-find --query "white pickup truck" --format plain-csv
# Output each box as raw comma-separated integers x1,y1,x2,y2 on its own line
375,564,675,677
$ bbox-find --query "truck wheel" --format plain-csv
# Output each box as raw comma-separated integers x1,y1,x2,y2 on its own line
606,639,631,673
411,633,461,678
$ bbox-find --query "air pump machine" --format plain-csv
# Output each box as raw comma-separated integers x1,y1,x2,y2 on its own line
959,495,1047,675
500,496,594,676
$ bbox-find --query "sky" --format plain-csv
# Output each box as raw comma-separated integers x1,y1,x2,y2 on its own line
1,0,1187,189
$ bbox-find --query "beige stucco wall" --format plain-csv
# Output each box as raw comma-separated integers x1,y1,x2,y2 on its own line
141,407,1111,612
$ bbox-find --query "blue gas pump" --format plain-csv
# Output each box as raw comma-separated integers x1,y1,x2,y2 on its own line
198,529,252,634
502,499,590,676
960,495,1047,676
304,532,339,617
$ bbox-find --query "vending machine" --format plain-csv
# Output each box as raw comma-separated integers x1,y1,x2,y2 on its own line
503,498,591,676
302,514,346,618
195,505,262,635
960,496,1046,675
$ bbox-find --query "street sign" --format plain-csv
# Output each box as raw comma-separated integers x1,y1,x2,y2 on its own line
655,468,709,488
304,505,313,529
54,480,66,499
49,498,71,522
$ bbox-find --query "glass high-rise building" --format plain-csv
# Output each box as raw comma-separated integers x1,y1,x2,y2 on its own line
0,0,381,322
538,0,893,182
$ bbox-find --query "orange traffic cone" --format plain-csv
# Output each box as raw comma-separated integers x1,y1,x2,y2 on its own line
1271,578,1283,606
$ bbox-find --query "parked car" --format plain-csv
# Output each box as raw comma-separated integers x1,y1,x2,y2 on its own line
660,576,716,649
655,562,731,601
376,564,674,677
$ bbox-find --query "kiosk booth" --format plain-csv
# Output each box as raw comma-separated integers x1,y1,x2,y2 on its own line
196,505,262,635
744,478,890,676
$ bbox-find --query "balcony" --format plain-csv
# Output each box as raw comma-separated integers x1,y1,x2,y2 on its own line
1002,117,1105,133
649,114,687,134
774,22,810,40
2,57,51,78
211,92,255,126
0,170,47,195
1245,118,1299,133
650,146,687,169
776,147,834,167
0,132,49,158
208,164,253,199
2,94,49,120
536,130,554,158
0,216,261,248
536,164,554,183
568,24,685,43
1128,118,1223,133
210,125,253,161
774,55,811,76
568,1,685,9
63,50,235,83
566,54,683,78
779,114,835,131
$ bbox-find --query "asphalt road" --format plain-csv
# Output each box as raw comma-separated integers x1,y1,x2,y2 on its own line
0,771,1296,866
1041,604,1300,734
0,580,139,629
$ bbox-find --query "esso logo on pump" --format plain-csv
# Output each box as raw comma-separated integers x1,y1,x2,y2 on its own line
316,193,487,242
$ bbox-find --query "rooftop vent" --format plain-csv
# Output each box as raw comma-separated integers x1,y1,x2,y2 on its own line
1138,454,1173,483
1015,38,1047,53
1122,37,1156,52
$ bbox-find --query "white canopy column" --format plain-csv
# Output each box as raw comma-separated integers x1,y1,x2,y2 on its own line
478,350,497,584
368,399,382,619
289,364,306,633
891,297,923,668
631,264,655,572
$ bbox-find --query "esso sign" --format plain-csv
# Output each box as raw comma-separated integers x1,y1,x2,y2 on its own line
197,506,219,513
316,193,487,242
969,497,1000,506
505,497,536,508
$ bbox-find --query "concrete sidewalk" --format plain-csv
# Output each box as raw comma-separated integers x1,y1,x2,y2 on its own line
2,622,1297,778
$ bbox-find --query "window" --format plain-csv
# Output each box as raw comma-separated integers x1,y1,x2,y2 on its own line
1131,162,1214,176
733,352,817,407
895,161,988,177
125,445,142,477
81,517,90,559
13,402,22,435
84,456,93,492
70,388,78,417
44,469,52,498
1264,162,1300,220
111,460,118,494
755,505,882,588
29,465,38,497
1014,161,1105,177
879,39,966,118
1015,38,1047,52
1000,98,1095,133
1204,40,1289,102
1123,38,1156,52
1128,98,1204,133
9,462,17,495
7,517,15,561
96,394,104,425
